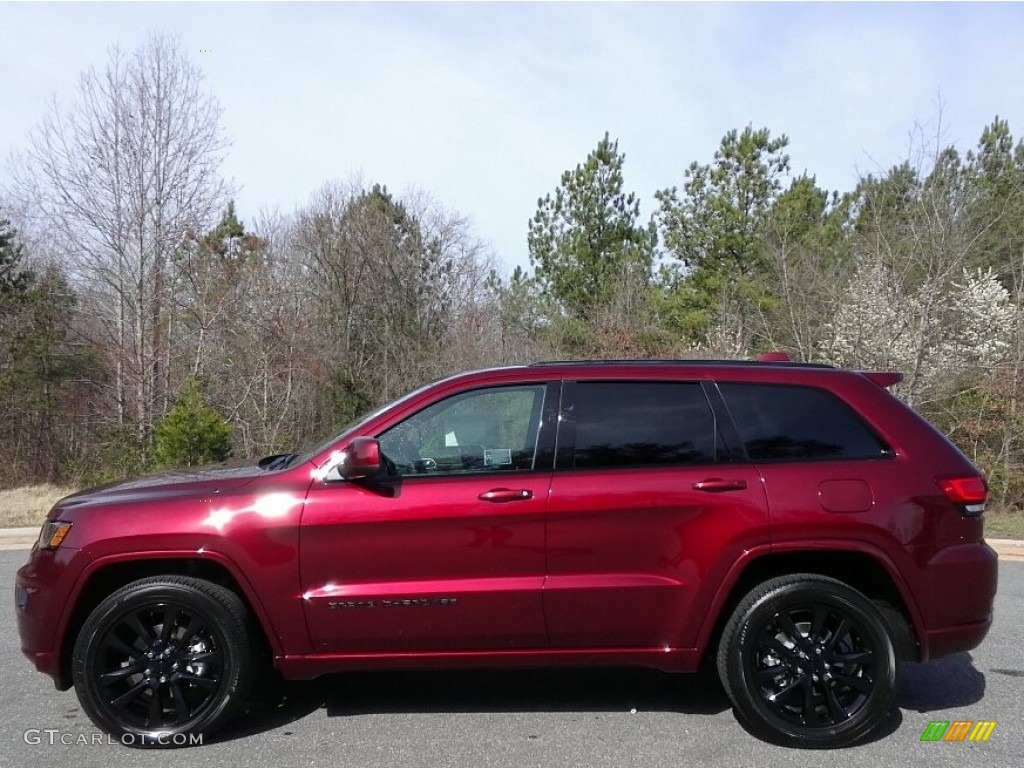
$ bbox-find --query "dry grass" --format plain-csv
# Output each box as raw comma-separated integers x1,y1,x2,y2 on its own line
0,484,78,528
985,509,1024,540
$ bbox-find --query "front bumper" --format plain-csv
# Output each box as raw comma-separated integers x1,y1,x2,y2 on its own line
15,546,80,690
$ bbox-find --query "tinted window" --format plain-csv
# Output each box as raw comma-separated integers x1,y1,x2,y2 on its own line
718,383,891,461
379,385,546,476
570,382,716,468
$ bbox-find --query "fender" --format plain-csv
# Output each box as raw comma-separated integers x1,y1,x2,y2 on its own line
692,539,926,657
56,548,288,664
691,543,773,654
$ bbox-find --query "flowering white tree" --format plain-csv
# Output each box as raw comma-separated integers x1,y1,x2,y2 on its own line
944,267,1015,366
828,262,1014,404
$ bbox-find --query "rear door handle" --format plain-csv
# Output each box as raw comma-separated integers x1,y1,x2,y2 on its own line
478,488,534,503
693,478,748,493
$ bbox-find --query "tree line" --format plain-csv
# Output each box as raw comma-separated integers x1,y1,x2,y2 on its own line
1,34,1022,510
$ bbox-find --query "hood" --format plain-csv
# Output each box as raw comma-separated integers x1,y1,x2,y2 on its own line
53,459,267,512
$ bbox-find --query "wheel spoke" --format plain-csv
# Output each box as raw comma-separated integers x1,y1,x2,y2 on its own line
756,666,787,682
170,680,189,721
159,606,180,644
801,679,820,725
99,662,144,685
826,617,849,652
833,672,873,694
766,678,802,703
147,688,162,728
824,681,850,721
177,615,205,646
177,672,218,690
181,649,222,664
833,649,873,666
776,612,807,649
109,679,149,710
125,613,155,645
103,634,144,660
810,605,828,643
764,636,800,663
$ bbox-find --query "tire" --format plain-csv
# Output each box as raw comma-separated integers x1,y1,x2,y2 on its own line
72,576,256,747
716,574,896,748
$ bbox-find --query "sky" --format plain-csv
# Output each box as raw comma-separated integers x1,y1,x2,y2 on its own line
2,1,1024,273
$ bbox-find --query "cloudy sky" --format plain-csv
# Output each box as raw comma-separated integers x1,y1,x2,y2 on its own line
3,1,1023,272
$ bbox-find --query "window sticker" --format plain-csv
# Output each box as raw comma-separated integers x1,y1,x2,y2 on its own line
445,431,459,447
484,448,512,466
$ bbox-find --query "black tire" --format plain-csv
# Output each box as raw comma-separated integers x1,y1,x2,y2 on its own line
716,574,896,748
72,576,256,747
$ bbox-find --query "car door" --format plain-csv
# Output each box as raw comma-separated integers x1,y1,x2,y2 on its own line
544,379,770,649
300,382,558,652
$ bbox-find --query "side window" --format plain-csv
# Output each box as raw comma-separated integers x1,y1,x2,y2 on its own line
378,385,546,476
570,382,717,469
717,383,892,462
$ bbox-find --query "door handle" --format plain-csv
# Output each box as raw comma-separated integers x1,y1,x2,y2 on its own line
693,478,748,493
478,488,533,503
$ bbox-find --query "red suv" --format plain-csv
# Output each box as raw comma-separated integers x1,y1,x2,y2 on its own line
16,357,998,748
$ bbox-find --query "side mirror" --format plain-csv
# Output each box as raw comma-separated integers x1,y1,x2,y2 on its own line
337,437,382,481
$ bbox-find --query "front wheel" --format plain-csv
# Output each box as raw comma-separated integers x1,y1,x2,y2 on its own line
72,576,256,747
717,574,896,748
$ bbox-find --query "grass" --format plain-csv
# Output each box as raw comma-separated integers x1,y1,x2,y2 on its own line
0,484,78,528
985,509,1024,540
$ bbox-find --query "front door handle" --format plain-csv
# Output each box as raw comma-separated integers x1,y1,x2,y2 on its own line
478,488,533,503
693,478,748,493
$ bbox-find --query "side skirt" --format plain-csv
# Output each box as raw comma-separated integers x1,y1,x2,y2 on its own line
276,647,702,679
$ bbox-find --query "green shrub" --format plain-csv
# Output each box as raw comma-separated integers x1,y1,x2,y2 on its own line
153,378,232,469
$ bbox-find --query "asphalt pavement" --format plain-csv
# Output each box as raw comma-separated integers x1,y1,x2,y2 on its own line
2,550,1022,768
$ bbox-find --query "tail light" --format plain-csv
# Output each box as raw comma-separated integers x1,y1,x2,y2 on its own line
937,476,987,516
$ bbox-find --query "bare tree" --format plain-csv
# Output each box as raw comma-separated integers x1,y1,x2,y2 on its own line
13,32,229,441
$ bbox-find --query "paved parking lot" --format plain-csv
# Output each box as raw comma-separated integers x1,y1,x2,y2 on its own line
3,551,1021,768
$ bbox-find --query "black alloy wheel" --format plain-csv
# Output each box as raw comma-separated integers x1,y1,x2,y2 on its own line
717,574,897,748
72,576,256,746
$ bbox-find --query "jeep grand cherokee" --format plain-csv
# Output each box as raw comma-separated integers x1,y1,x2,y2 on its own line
15,355,998,748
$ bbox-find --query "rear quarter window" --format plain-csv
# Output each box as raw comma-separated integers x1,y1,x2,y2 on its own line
717,382,892,462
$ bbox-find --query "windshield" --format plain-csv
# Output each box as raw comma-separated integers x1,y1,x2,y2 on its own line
281,380,441,468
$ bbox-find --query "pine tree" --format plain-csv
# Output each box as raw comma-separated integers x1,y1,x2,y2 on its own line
656,126,790,342
153,377,232,469
528,133,655,319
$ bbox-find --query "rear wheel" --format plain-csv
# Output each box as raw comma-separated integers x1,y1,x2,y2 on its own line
717,574,896,748
72,576,255,747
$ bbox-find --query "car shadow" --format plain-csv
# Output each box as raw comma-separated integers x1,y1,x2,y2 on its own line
210,665,730,743
209,652,987,746
896,652,986,712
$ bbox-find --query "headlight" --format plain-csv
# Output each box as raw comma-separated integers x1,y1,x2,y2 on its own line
37,520,73,550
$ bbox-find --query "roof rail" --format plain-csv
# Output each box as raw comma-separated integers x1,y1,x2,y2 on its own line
528,358,835,369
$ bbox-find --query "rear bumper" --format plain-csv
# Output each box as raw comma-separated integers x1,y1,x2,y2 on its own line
923,616,993,662
909,541,998,662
